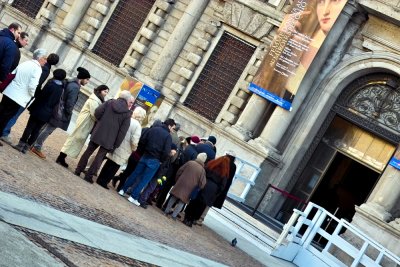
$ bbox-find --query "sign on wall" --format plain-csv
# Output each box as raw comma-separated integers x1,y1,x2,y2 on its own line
119,78,164,126
249,0,347,111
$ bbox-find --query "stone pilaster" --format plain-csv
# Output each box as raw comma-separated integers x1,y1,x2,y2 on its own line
74,0,114,47
359,147,400,221
122,0,173,72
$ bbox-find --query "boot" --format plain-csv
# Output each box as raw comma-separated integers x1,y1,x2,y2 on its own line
13,141,27,153
56,152,69,168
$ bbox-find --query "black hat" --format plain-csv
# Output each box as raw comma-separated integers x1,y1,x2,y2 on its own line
77,67,91,79
208,135,217,145
53,69,66,81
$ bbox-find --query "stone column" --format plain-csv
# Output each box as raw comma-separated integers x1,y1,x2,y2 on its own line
359,148,400,221
249,2,360,150
149,0,210,84
225,94,271,141
61,1,92,36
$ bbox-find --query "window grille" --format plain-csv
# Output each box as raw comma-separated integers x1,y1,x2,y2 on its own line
184,32,255,121
92,0,155,66
11,0,44,19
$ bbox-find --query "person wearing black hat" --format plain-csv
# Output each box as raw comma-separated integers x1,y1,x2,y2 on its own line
31,67,91,159
13,69,67,153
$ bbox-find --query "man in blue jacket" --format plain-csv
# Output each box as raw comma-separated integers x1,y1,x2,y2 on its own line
0,22,22,82
119,118,176,206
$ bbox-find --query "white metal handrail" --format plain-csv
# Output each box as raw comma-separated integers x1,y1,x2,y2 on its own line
273,202,400,267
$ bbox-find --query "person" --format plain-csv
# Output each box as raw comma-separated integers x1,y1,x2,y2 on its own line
55,85,109,167
195,135,217,163
118,118,176,206
14,69,66,153
0,22,22,82
96,106,146,189
183,156,230,227
111,119,163,191
10,32,29,71
30,67,91,158
164,153,207,220
182,135,201,164
75,91,134,183
1,52,60,144
194,151,237,226
0,48,47,147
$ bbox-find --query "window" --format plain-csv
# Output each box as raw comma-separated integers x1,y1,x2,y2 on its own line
11,0,44,18
184,32,255,121
92,0,155,66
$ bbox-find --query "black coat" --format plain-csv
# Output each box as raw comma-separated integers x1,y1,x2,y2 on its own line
0,28,18,81
90,98,132,150
182,144,198,165
140,124,172,162
49,79,80,130
34,63,51,97
28,79,64,122
198,169,227,207
213,156,236,208
196,142,216,163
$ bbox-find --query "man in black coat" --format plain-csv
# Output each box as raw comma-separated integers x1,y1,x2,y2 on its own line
119,118,176,206
0,22,22,82
75,90,134,183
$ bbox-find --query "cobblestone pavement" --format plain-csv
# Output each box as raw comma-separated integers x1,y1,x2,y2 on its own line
0,111,263,267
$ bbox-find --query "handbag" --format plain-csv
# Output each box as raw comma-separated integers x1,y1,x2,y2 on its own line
0,72,16,93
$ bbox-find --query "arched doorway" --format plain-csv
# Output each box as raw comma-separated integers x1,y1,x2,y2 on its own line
285,73,400,222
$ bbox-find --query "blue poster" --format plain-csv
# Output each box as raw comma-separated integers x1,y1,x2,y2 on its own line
389,156,400,170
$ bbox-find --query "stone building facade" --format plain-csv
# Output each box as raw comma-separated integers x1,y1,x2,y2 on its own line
1,0,400,256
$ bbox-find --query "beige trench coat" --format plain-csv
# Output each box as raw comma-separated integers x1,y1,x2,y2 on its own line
60,93,102,158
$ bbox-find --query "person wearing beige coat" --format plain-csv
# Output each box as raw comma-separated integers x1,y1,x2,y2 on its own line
55,85,109,168
96,106,146,189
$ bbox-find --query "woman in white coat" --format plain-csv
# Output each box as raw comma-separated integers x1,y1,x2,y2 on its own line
55,85,109,167
96,106,146,189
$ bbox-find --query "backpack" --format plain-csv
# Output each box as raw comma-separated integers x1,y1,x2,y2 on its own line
52,82,66,120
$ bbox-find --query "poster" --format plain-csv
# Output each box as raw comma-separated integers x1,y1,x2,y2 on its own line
119,78,164,126
249,0,347,111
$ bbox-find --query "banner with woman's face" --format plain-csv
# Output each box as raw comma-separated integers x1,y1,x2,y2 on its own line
249,0,347,111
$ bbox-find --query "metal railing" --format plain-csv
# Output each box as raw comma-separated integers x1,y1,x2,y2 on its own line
273,202,400,267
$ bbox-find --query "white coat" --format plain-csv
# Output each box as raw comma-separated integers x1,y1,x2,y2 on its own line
3,59,42,107
106,118,142,166
60,93,102,158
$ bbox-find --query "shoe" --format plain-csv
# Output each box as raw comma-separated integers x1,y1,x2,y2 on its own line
127,196,140,206
74,171,81,177
84,176,94,184
30,147,46,159
21,144,29,154
139,203,148,209
13,142,27,153
56,154,69,168
0,135,12,145
118,190,125,196
96,181,109,189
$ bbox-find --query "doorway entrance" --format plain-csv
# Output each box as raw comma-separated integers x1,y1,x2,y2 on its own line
310,152,379,221
283,116,395,223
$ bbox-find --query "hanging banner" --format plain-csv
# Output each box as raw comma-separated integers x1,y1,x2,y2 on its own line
119,78,164,126
249,0,347,111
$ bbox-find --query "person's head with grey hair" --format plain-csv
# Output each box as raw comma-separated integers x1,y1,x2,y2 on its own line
33,48,48,66
119,90,135,109
132,106,147,123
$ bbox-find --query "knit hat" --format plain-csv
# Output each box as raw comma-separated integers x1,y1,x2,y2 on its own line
208,135,217,145
77,67,91,79
53,69,66,81
190,135,201,145
197,152,207,163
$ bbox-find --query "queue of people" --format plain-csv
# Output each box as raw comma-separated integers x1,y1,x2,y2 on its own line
0,22,237,227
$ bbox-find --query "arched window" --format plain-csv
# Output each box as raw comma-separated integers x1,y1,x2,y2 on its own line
92,0,155,66
11,0,44,19
184,32,255,121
